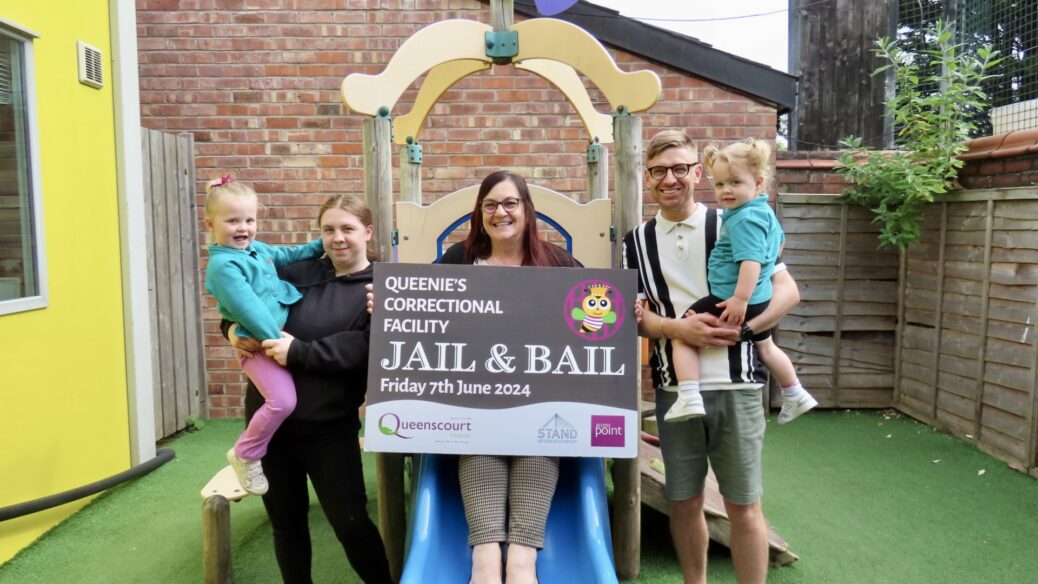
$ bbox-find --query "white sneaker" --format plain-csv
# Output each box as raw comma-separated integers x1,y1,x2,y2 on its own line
227,448,269,495
778,391,818,425
665,393,705,422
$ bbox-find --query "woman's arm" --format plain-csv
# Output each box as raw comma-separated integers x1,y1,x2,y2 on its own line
221,320,262,359
284,327,370,374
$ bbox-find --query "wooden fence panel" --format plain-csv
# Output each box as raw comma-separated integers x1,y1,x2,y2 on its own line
142,129,206,439
777,194,898,409
895,188,1038,475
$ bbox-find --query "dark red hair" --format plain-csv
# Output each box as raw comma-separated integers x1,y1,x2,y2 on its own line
463,171,564,267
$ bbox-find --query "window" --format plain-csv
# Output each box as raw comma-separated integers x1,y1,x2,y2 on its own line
0,21,44,315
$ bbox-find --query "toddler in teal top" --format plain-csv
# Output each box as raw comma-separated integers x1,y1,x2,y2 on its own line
203,176,324,494
665,139,817,424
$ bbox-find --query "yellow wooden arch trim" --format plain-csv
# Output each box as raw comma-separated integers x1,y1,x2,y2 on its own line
516,59,614,143
394,58,612,145
514,18,661,113
397,184,611,268
394,59,491,144
340,20,492,116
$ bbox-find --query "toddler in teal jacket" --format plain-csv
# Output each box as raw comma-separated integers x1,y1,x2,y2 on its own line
203,176,323,494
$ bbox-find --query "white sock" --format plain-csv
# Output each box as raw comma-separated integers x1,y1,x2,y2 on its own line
782,381,803,398
678,380,701,400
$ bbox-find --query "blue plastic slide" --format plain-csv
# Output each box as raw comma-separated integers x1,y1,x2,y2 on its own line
399,454,619,583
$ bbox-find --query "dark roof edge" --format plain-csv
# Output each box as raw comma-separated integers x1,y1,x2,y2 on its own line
501,0,797,113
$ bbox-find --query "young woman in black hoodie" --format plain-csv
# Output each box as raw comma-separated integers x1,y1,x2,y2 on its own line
226,194,393,584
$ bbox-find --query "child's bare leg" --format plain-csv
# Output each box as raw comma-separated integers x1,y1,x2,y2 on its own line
755,337,817,424
666,339,705,422
754,337,796,387
672,339,700,384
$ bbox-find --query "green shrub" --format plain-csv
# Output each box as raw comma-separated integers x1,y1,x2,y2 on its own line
837,20,999,250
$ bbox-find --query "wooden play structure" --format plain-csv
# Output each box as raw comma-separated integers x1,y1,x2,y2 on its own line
339,0,658,579
200,466,248,583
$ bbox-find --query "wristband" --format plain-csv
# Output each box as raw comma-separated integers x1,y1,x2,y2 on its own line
739,323,755,342
658,318,667,339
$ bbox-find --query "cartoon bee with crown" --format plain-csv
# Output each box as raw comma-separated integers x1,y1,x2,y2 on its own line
572,283,617,334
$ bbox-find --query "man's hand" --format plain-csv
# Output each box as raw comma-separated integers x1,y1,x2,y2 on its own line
672,312,739,349
261,332,295,366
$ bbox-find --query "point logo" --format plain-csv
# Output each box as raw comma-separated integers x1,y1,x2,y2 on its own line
563,279,626,341
590,415,625,447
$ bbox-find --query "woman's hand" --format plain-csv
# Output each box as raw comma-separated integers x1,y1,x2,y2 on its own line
228,323,262,359
365,283,375,315
262,332,295,366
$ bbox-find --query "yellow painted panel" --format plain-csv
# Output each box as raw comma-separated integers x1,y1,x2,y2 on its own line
341,20,492,116
0,0,131,563
397,185,611,268
514,18,661,113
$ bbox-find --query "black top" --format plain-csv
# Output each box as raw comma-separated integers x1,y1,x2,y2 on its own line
228,257,373,432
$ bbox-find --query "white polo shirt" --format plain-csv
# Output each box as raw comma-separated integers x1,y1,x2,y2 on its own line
622,204,766,391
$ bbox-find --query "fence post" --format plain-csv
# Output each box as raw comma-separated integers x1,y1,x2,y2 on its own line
611,110,641,581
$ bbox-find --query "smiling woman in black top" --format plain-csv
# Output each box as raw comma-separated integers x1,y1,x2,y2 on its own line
227,194,393,584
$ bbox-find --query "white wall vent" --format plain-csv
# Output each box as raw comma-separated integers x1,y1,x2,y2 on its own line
77,41,103,89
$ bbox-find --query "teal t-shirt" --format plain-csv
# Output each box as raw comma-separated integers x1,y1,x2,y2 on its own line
706,196,784,304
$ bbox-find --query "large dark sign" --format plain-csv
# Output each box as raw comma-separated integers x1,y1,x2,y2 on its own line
365,262,638,457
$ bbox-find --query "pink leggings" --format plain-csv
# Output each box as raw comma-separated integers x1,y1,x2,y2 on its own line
233,352,296,461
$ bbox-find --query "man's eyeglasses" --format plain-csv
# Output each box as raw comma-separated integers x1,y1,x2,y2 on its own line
647,163,698,181
481,198,522,214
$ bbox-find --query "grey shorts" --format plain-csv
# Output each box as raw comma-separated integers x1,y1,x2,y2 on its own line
655,388,765,505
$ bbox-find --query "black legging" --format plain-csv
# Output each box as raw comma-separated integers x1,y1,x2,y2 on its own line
260,419,393,584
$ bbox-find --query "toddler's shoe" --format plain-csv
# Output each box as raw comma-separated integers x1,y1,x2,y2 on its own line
777,391,818,425
665,393,705,422
227,448,269,495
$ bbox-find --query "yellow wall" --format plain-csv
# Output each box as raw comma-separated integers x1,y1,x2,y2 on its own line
0,0,131,562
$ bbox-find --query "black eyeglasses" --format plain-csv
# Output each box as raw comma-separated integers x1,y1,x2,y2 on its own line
647,163,698,181
481,198,522,214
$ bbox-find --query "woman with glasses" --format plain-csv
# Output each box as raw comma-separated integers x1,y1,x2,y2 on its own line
439,170,581,584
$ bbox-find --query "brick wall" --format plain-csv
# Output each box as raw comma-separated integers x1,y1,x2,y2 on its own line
136,0,779,418
958,129,1038,189
777,130,1038,195
775,151,850,195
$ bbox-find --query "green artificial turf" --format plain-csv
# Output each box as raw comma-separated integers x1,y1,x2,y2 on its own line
758,410,1038,584
2,411,1038,583
0,420,375,584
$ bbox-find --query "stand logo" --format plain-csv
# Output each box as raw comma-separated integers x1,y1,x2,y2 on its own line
538,414,578,444
590,415,625,447
563,280,626,340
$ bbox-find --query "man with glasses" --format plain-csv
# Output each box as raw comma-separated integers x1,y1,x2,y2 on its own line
622,130,800,583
